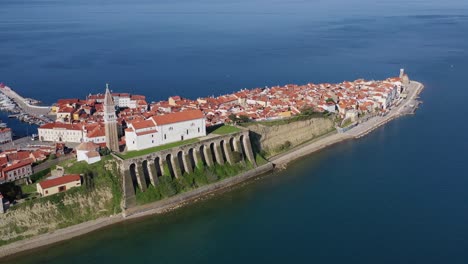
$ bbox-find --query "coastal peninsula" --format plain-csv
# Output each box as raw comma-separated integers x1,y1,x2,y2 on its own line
0,70,423,259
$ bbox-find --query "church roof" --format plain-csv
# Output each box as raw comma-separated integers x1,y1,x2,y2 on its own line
151,110,204,125
131,119,156,130
76,142,99,151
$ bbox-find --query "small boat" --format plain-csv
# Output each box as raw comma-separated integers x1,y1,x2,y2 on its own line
0,122,7,128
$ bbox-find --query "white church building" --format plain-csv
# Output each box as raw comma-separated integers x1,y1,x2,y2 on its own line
125,110,206,151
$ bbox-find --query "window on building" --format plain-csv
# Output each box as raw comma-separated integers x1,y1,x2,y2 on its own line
164,134,166,140
152,140,154,143
45,190,48,194
198,127,200,133
186,129,189,135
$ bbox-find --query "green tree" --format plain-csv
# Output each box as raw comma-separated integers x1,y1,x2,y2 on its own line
99,147,111,156
239,115,250,123
228,114,239,123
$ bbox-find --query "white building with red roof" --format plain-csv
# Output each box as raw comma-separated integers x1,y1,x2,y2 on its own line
82,123,106,145
76,142,101,164
38,123,83,143
0,160,33,183
87,92,146,109
125,109,206,151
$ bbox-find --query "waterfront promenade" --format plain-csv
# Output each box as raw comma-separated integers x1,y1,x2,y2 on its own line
270,81,423,166
344,81,422,138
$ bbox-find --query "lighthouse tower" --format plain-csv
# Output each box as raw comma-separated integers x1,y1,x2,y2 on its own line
104,84,119,152
399,68,410,85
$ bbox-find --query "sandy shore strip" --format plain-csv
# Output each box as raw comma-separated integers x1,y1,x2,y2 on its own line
0,215,124,259
0,81,424,259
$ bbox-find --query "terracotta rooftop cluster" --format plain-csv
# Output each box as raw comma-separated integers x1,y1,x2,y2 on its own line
45,76,403,133
148,76,403,126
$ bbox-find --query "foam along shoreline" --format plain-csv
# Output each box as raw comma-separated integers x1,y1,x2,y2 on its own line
0,81,424,260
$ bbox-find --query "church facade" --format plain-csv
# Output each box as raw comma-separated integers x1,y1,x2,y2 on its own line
125,110,206,151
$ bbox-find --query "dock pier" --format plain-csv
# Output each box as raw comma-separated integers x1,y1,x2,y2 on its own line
0,84,54,126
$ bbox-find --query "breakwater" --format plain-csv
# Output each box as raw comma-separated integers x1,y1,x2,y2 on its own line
0,85,53,126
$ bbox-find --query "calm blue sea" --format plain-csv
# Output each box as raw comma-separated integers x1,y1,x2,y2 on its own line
1,0,468,263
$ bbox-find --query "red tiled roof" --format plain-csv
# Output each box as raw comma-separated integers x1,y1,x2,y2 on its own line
131,95,146,100
57,99,80,105
76,142,99,151
85,151,100,158
7,151,31,162
3,160,32,172
0,157,8,167
40,123,82,131
31,150,46,159
131,120,155,130
152,110,203,125
86,124,105,138
136,129,157,136
39,175,81,189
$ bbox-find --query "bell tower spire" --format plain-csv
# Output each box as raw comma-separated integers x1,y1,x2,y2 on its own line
104,83,119,152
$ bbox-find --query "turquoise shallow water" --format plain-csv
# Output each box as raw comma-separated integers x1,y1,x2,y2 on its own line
1,0,468,263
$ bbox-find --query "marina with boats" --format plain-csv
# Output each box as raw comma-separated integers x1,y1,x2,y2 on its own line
0,83,53,127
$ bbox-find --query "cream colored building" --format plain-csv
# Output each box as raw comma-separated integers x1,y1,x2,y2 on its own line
37,175,81,197
38,123,83,143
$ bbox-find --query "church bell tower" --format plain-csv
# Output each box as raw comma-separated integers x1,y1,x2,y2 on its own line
104,84,119,152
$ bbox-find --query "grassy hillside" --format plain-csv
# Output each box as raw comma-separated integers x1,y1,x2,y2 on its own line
0,157,122,246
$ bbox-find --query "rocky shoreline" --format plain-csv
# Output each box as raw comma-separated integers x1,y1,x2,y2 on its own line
0,81,424,260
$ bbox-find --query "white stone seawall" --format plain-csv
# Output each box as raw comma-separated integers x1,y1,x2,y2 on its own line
0,81,424,259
